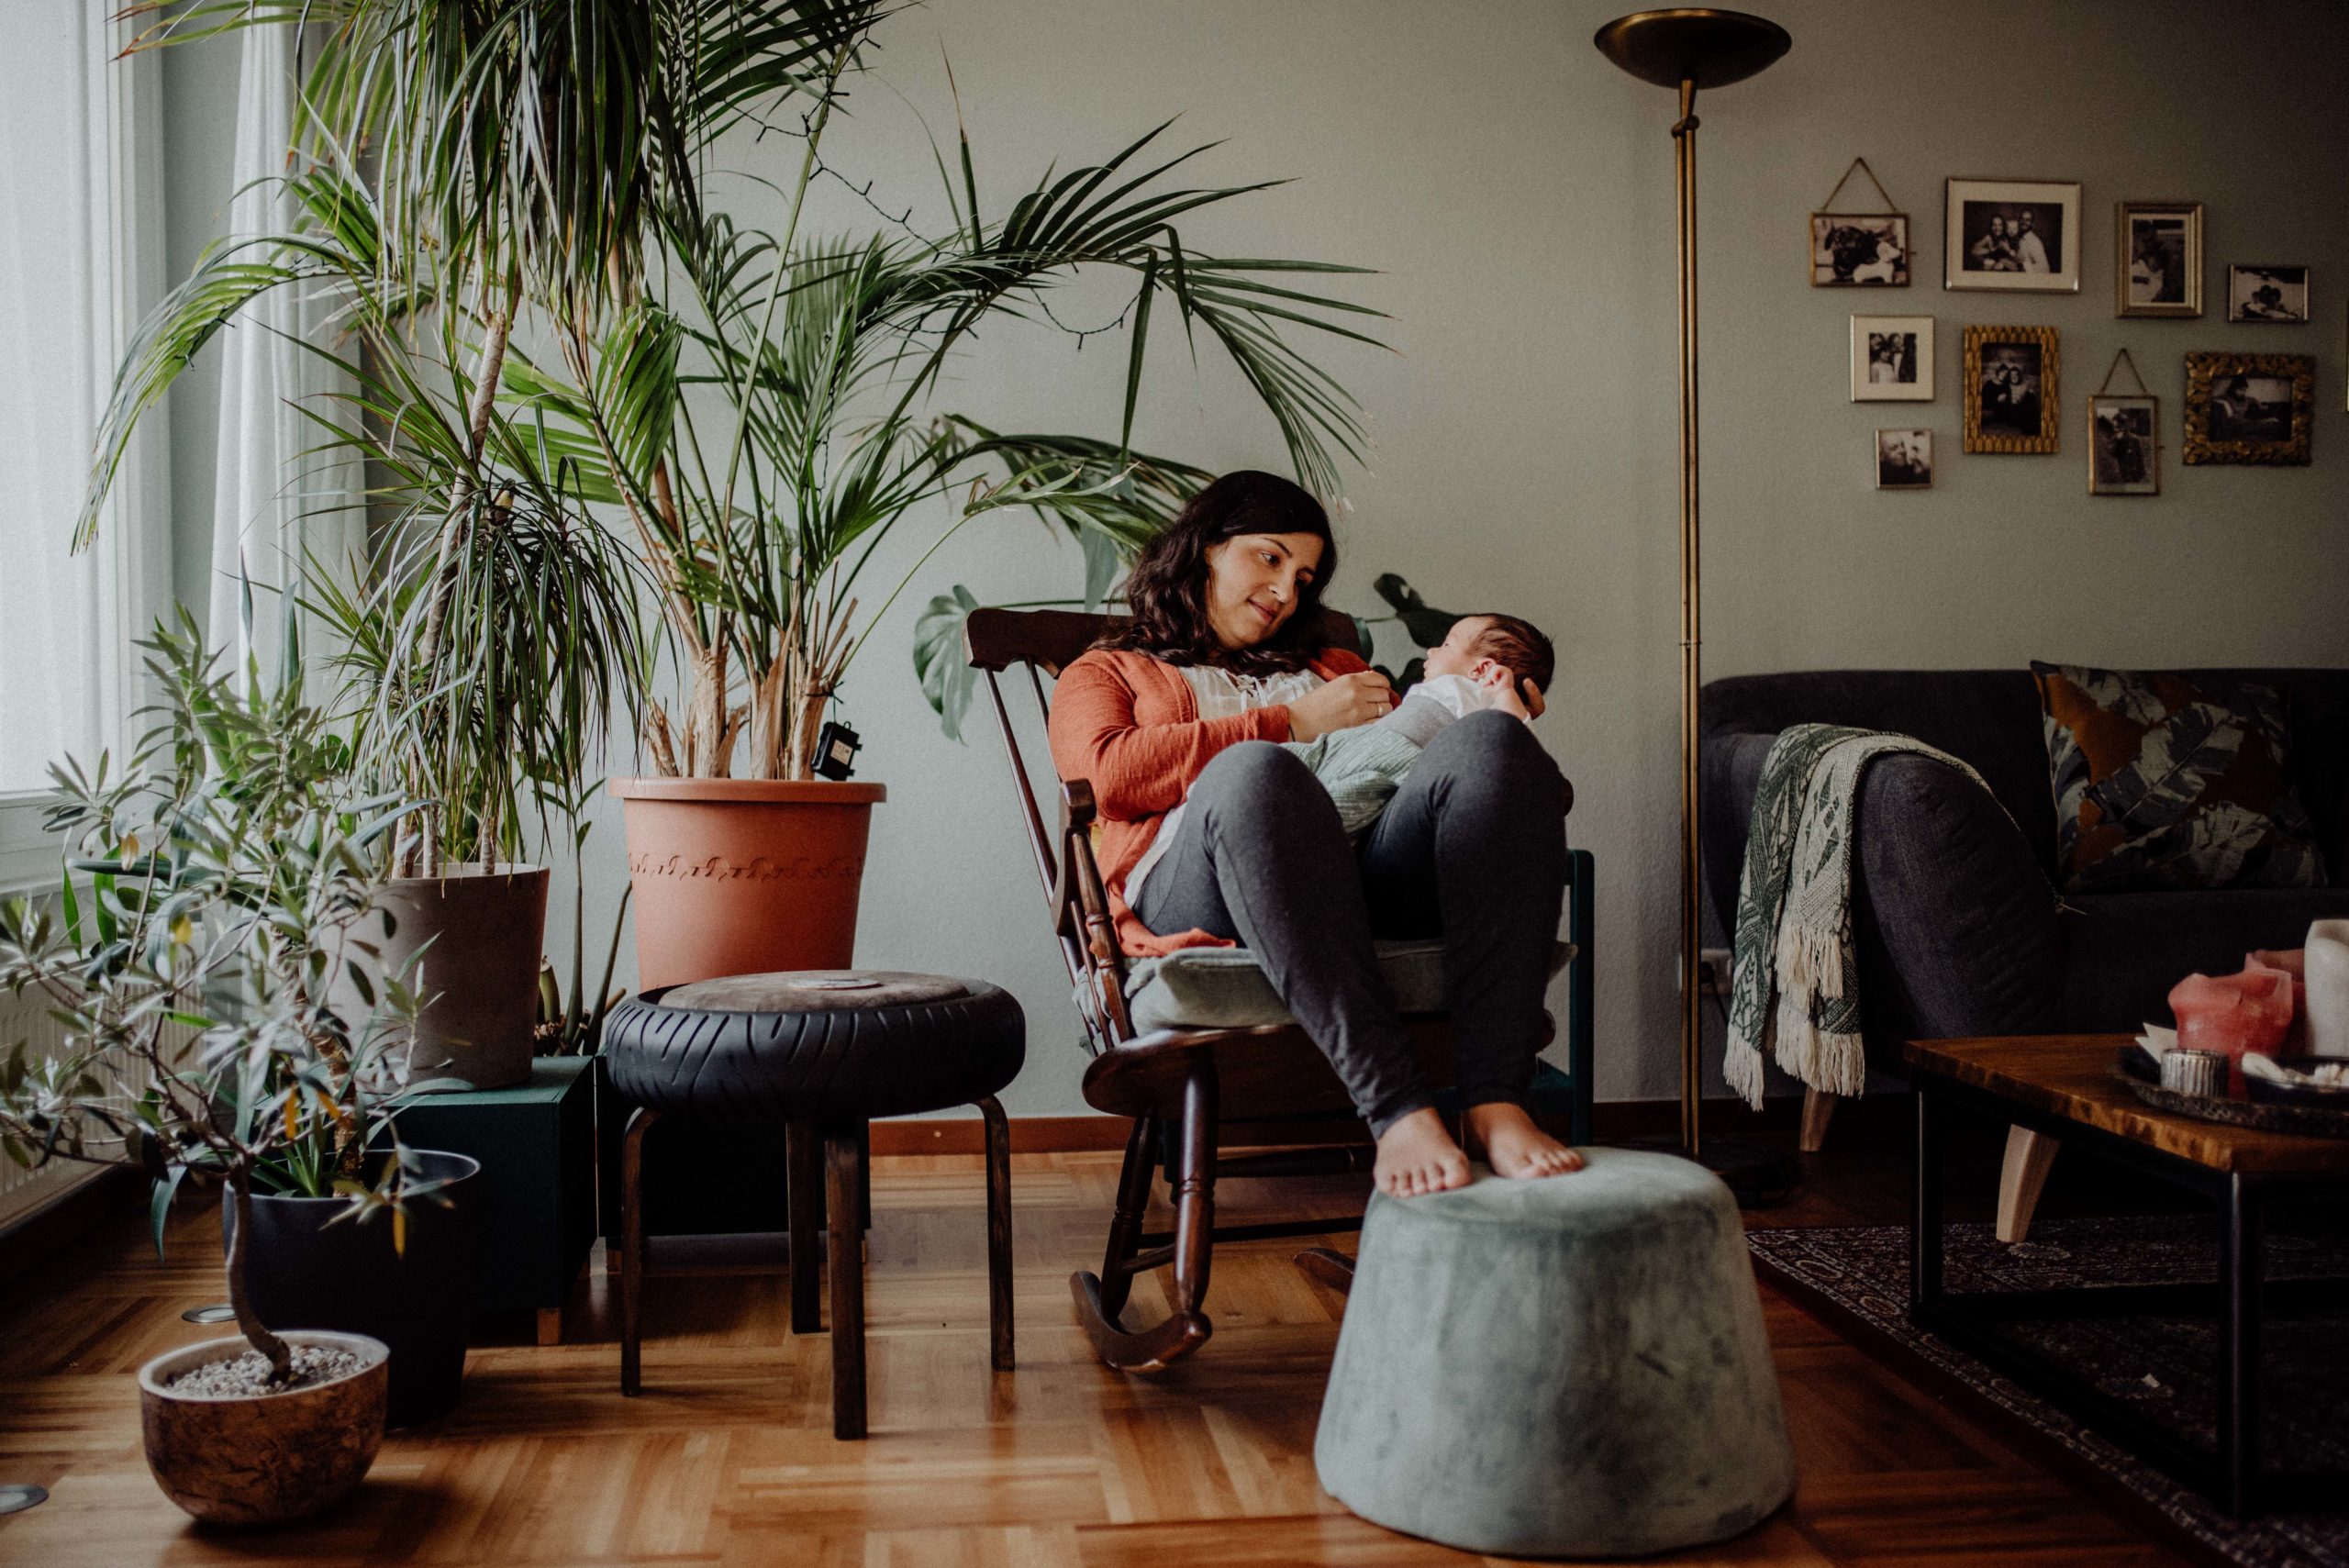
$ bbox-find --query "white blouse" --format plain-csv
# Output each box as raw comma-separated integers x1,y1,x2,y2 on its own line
1122,662,1324,906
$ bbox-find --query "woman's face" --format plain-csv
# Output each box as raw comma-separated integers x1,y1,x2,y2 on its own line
1201,531,1324,650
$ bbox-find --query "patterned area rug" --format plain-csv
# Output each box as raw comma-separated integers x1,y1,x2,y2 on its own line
1749,1218,2349,1568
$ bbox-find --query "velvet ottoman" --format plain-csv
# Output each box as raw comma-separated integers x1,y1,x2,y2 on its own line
1313,1149,1795,1557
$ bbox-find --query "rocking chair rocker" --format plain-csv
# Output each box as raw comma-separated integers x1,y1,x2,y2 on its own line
963,606,1595,1373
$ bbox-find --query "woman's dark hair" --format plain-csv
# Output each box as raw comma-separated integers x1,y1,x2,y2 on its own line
1096,470,1337,673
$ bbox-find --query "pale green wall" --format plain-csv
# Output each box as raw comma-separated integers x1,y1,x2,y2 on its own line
162,2,2349,1112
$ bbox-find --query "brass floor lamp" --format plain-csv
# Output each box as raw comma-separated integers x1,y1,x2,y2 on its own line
1595,10,1791,1185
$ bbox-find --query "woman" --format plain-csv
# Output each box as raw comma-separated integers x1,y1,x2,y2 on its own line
1048,470,1580,1197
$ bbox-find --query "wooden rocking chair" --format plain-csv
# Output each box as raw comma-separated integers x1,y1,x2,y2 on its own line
963,606,1596,1373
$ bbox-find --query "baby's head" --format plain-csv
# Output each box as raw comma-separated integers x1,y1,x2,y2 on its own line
1423,613,1555,694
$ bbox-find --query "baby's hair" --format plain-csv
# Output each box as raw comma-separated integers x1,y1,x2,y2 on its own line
1465,614,1555,694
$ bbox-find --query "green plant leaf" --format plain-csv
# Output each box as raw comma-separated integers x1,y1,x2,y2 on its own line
912,585,983,743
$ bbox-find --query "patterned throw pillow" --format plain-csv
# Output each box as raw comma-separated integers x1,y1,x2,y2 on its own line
2031,662,2327,894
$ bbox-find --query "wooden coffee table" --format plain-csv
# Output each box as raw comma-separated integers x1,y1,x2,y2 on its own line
1904,1034,2349,1517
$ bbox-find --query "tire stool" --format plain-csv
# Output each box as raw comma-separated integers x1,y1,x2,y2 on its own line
604,970,1025,1438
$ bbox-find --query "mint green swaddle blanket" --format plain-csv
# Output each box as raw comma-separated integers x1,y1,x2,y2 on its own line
1286,673,1508,837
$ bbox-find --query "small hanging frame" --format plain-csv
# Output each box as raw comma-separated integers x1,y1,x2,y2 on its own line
1810,157,1910,288
2088,348,2162,496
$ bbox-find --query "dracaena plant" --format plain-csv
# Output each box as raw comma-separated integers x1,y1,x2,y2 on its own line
96,0,1383,788
0,616,438,1383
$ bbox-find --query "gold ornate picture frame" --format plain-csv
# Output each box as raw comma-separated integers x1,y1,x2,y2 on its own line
2115,202,2201,318
1963,325,2059,453
2183,351,2314,465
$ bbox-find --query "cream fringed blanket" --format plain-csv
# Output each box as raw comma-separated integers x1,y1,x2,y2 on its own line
1723,724,1998,1108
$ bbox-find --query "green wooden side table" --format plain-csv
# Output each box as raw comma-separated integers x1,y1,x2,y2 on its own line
394,1057,596,1344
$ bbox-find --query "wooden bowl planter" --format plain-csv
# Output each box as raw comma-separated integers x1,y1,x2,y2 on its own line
340,865,551,1091
610,779,887,991
138,1330,389,1526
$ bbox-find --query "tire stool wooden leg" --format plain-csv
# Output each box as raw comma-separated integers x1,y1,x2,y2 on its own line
619,1106,661,1396
978,1095,1014,1372
787,1118,823,1333
825,1120,868,1440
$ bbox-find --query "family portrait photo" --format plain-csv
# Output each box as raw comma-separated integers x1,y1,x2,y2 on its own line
2229,263,2310,322
1810,213,1909,285
2116,202,2201,317
1944,179,2081,292
1875,428,1932,488
2184,351,2314,465
1850,315,1933,401
1964,325,2059,452
2089,395,2159,495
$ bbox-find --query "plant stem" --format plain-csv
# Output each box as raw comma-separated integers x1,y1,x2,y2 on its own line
227,1174,294,1385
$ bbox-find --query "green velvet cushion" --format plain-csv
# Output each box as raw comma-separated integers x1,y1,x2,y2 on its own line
1123,940,1574,1032
1314,1149,1796,1557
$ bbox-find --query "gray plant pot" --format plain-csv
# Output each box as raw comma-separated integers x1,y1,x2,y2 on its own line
341,864,549,1091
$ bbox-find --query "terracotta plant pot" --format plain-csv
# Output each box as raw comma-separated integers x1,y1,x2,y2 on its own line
138,1329,389,1526
339,864,550,1090
610,779,886,991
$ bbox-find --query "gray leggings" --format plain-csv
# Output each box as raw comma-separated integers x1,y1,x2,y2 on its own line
1131,709,1568,1136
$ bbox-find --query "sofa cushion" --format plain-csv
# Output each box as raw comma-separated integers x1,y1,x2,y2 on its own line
2032,662,2328,894
2058,887,2349,1032
1125,940,1575,1032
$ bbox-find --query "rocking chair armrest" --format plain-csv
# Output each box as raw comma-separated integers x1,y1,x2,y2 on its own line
1060,778,1098,832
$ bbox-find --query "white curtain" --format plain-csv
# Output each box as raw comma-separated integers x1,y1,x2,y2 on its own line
208,23,364,687
0,3,167,807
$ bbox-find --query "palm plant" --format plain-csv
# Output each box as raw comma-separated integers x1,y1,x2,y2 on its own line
94,0,1384,784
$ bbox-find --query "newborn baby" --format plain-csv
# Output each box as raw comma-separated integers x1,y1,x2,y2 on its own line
1288,612,1553,835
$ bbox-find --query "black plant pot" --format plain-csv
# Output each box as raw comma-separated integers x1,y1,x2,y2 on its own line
225,1149,485,1429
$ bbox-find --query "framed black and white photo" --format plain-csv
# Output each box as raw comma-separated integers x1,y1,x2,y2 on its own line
1944,178,2081,293
1875,428,1932,489
1810,214,1909,286
1851,315,1932,401
2228,264,2310,323
1963,325,2059,453
2115,202,2201,317
2184,351,2313,465
2088,395,2159,495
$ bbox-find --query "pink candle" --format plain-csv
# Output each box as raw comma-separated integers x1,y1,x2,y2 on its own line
2246,951,2308,1054
2169,969,2294,1094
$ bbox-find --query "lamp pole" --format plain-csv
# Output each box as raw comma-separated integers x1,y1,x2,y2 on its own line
1595,9,1790,1168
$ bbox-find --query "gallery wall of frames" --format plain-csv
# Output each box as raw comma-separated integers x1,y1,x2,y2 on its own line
1811,158,2324,496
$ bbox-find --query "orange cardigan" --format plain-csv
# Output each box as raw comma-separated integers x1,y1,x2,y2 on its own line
1047,644,1373,957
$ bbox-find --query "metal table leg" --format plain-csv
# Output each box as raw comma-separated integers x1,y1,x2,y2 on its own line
1911,1088,1943,1310
2216,1173,2263,1515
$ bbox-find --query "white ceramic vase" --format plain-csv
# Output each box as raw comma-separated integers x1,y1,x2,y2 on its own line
2307,919,2349,1059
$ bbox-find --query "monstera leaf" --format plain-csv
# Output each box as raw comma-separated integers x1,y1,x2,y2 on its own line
914,585,983,743
1373,573,1463,650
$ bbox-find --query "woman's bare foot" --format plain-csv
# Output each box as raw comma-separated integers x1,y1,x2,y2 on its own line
1373,1107,1472,1197
1465,1102,1585,1179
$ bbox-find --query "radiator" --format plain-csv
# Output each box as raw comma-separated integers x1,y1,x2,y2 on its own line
0,983,166,1229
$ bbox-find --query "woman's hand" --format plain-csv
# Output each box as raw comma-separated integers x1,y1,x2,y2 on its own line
1285,671,1397,742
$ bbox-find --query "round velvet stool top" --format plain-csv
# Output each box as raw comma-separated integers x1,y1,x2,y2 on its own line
603,971,1025,1438
1313,1148,1796,1556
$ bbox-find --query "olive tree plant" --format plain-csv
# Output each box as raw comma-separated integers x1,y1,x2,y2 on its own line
0,617,431,1382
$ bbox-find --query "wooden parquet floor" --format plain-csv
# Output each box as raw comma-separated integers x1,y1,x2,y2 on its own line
0,1147,2189,1567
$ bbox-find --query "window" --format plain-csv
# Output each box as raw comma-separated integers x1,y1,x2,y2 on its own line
0,4,169,884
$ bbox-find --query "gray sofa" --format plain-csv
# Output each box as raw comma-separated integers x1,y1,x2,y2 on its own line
1699,668,2349,1115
